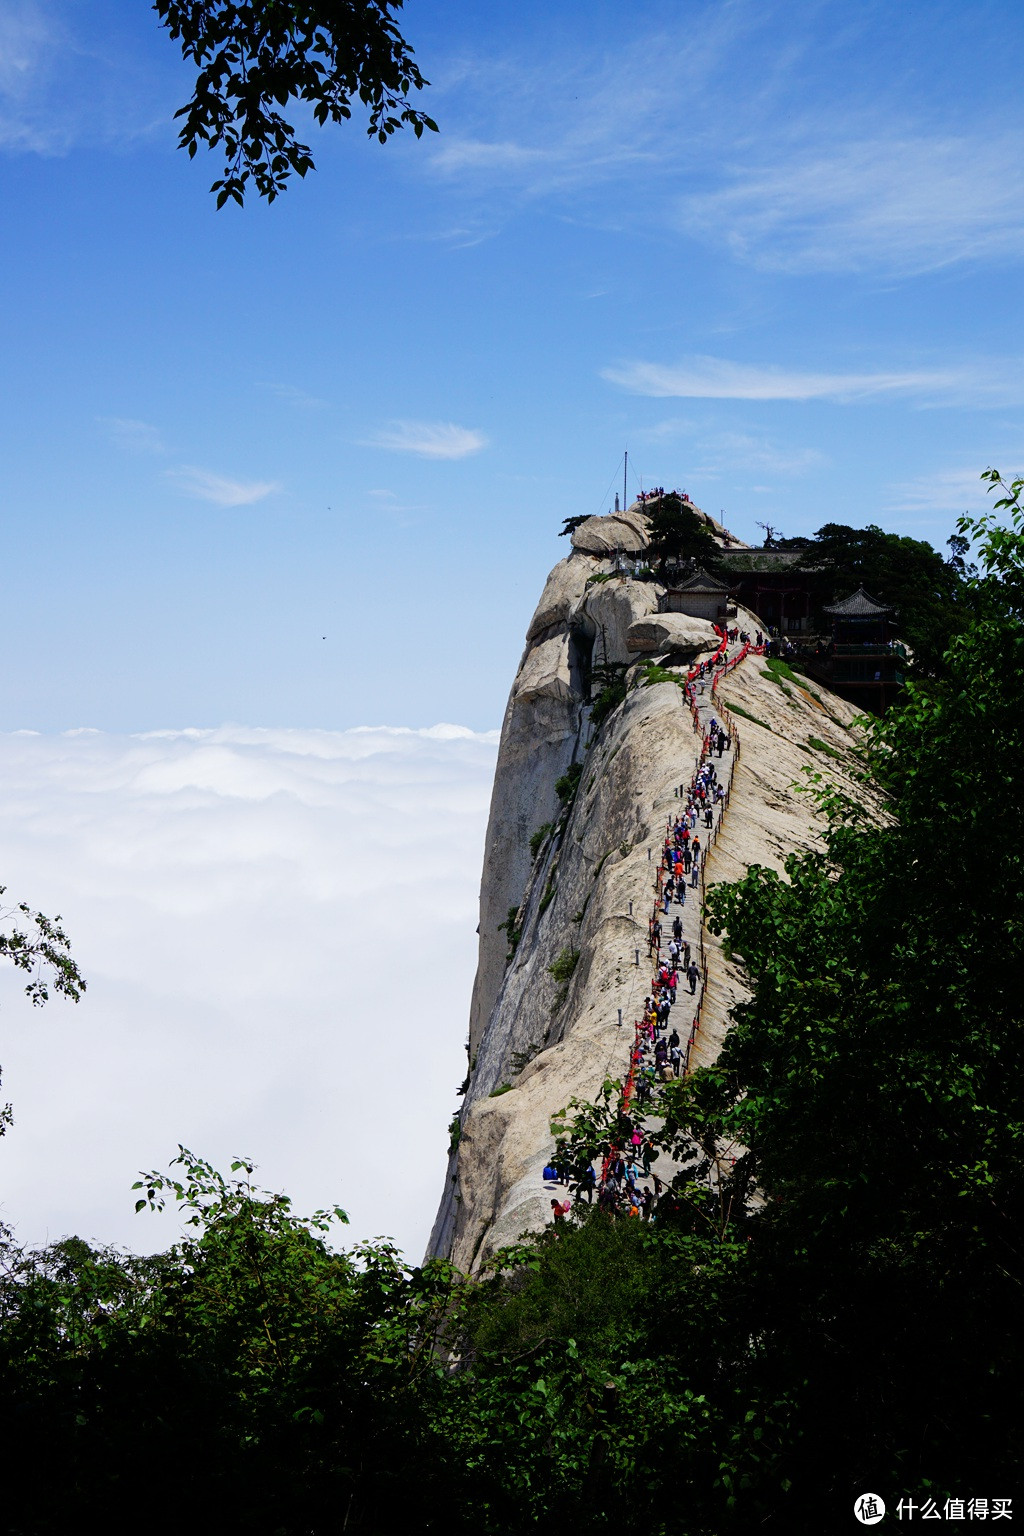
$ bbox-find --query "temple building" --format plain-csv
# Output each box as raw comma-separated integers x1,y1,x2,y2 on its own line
804,584,906,713
716,548,817,633
659,566,733,623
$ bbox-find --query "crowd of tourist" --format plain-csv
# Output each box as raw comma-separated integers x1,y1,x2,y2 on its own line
636,486,694,505
541,620,772,1226
544,694,739,1223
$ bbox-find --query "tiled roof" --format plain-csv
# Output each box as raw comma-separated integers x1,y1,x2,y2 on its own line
823,584,895,618
667,566,732,594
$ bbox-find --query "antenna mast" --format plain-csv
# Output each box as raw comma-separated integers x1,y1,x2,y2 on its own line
623,451,628,512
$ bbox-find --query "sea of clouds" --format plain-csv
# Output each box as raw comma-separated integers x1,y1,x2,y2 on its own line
0,723,499,1261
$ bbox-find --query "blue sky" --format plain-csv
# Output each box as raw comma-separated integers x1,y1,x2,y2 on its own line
2,0,1023,732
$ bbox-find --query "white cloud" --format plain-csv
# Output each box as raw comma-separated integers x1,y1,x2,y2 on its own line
361,420,488,460
169,466,281,507
0,0,172,155
418,11,1024,278
640,421,825,476
676,133,1024,277
0,2,48,92
422,10,748,204
430,138,552,176
605,355,967,403
885,465,1019,514
0,0,62,151
258,382,329,411
98,416,166,455
0,723,498,1261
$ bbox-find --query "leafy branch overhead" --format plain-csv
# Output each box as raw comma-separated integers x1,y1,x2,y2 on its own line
155,0,438,206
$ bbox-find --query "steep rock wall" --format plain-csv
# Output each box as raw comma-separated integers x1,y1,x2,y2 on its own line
430,524,871,1270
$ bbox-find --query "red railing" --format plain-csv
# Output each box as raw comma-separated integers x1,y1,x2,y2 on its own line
592,634,765,1196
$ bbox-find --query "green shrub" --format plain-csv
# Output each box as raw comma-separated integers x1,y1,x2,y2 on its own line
467,1211,656,1356
763,656,802,686
549,948,579,1012
807,735,845,761
529,823,554,858
511,1042,542,1075
497,904,522,963
488,1082,513,1097
548,947,580,984
589,668,628,728
593,849,613,880
555,763,583,806
640,662,684,688
726,702,772,730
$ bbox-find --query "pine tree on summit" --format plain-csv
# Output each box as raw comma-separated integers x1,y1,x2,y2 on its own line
643,494,719,571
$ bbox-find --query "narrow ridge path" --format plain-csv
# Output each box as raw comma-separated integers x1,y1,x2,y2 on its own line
566,629,763,1215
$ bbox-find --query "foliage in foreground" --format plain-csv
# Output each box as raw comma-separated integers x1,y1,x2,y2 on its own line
0,1149,465,1534
157,0,437,206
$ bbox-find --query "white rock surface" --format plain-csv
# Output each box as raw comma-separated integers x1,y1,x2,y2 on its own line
429,550,873,1271
625,613,719,655
527,556,602,642
515,633,574,703
571,510,649,554
581,579,661,665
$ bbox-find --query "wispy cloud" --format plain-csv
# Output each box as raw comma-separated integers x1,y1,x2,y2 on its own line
258,382,329,411
605,355,962,403
360,420,487,460
417,8,1024,278
676,133,1024,277
168,466,281,507
0,2,48,92
365,487,427,525
699,431,826,476
0,0,63,151
430,138,552,176
0,0,176,155
98,416,166,456
885,465,1019,514
639,420,825,478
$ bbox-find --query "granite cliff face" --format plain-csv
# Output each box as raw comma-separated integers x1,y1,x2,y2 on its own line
428,509,871,1272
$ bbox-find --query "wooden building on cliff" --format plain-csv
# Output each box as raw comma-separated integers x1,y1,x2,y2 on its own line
659,566,733,623
716,547,817,633
804,585,905,714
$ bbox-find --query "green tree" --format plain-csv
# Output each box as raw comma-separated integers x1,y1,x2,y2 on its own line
643,494,719,571
0,1148,467,1533
808,520,969,673
157,0,438,206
